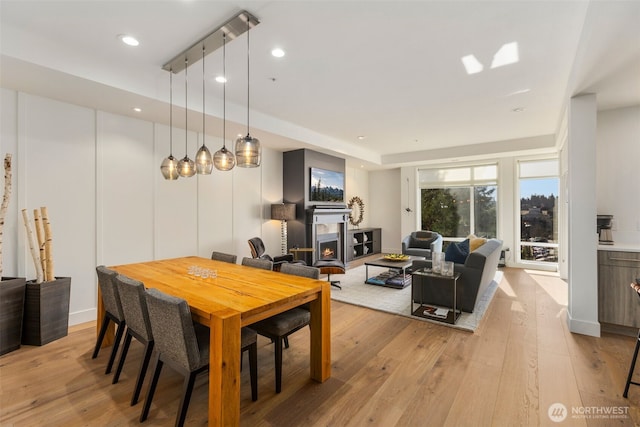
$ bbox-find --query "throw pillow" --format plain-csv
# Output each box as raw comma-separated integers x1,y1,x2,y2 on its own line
444,239,469,264
410,235,433,249
415,231,433,239
470,237,487,252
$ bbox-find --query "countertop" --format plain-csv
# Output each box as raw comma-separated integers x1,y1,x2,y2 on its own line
598,244,640,253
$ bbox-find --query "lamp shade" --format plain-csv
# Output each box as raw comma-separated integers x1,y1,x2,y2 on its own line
271,203,296,221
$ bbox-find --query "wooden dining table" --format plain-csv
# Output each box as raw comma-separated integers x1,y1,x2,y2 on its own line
99,256,331,426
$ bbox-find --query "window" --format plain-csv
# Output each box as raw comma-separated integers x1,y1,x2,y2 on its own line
419,165,497,241
518,159,559,265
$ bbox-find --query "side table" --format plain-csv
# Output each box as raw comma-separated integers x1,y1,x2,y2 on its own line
411,269,461,324
289,247,313,262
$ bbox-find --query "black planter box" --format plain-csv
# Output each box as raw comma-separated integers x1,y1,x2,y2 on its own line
0,277,27,355
22,277,71,346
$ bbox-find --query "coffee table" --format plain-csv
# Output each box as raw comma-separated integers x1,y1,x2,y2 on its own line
364,255,422,289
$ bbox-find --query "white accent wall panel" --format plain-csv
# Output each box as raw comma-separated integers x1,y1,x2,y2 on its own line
19,93,97,321
154,123,198,259
196,134,235,258
232,162,265,260
97,112,154,265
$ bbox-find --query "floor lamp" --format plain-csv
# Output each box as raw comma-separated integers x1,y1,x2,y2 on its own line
271,203,296,255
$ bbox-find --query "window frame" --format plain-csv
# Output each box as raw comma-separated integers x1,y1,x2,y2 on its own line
516,158,560,267
417,163,498,243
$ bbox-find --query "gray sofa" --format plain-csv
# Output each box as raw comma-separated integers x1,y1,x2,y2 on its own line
411,238,502,312
401,231,443,258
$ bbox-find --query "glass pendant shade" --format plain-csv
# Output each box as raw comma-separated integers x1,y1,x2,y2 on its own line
178,156,196,177
160,154,180,180
195,144,213,174
214,145,235,171
235,134,261,167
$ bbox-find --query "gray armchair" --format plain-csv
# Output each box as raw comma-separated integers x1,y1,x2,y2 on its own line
401,231,443,258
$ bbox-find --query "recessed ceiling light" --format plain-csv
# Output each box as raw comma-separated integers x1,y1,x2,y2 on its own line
491,42,519,69
508,88,531,96
132,107,142,112
461,55,483,75
118,34,139,47
357,135,366,140
215,75,227,83
512,107,525,113
271,48,285,58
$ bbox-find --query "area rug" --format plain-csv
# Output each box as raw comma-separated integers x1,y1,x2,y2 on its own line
326,265,502,332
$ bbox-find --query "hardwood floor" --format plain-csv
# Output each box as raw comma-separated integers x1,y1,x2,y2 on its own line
2,267,640,426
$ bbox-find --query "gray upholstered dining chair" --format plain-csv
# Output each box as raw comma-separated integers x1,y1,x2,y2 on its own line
93,266,126,375
141,288,257,426
250,263,320,393
241,256,273,271
210,251,237,264
112,274,154,406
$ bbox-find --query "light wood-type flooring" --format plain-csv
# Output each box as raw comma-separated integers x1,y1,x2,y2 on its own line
2,267,640,426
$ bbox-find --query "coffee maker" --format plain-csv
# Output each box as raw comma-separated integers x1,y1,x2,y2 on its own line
597,215,614,245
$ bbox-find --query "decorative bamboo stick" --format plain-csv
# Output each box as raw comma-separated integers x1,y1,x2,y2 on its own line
21,209,44,284
0,154,12,279
34,208,46,280
41,207,55,281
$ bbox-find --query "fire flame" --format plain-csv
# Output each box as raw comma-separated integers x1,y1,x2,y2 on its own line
322,248,335,258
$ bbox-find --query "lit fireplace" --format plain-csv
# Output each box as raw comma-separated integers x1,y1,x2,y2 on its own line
318,238,339,260
306,206,350,264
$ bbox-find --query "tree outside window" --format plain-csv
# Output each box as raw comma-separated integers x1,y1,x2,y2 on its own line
421,185,496,238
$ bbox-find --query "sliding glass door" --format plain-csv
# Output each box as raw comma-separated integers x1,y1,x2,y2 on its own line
518,159,559,265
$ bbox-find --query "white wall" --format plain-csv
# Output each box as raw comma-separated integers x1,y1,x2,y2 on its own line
370,168,401,254
596,106,640,245
346,166,369,228
1,89,283,326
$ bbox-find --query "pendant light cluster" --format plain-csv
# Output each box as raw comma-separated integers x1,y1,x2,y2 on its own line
159,11,260,180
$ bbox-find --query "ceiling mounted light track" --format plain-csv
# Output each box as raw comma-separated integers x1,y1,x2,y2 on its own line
162,11,259,74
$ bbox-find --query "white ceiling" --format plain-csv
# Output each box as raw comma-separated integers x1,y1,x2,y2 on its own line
1,0,639,169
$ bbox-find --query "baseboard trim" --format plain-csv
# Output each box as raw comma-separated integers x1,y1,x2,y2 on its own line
69,308,96,326
567,312,600,337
